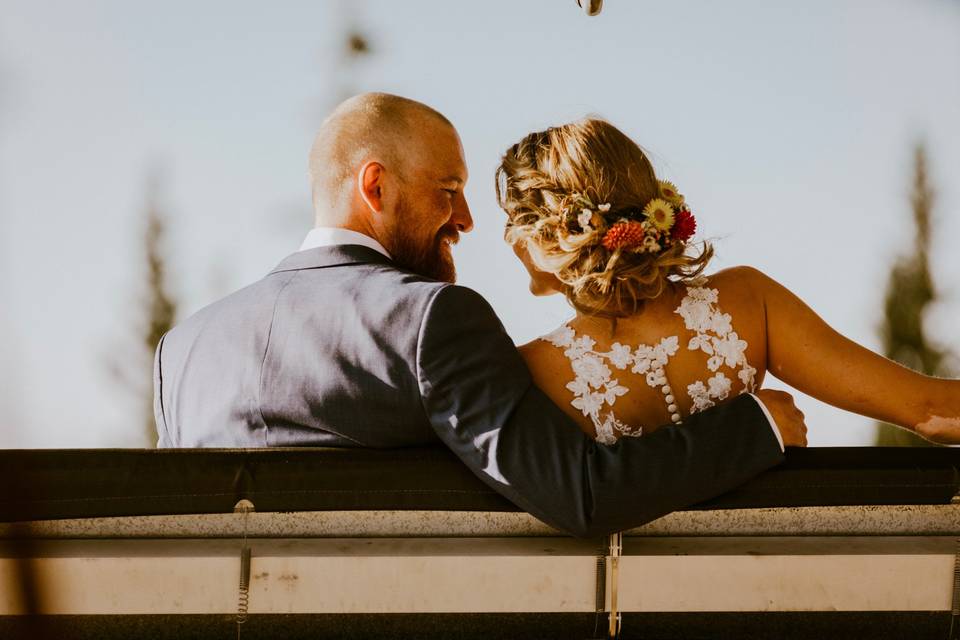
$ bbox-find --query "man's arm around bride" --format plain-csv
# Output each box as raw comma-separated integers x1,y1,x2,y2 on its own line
153,93,956,538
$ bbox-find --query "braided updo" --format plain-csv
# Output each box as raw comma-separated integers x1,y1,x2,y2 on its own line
495,118,713,318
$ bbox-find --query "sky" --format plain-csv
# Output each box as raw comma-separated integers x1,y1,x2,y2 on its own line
0,0,958,447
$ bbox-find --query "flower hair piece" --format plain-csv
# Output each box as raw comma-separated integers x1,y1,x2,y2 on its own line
571,180,698,255
563,193,610,235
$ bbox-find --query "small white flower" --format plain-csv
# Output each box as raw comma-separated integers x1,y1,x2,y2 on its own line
598,203,611,212
687,287,719,304
652,336,679,366
635,344,655,360
631,344,655,374
544,324,575,348
572,354,611,389
563,334,596,360
631,356,652,375
687,381,713,412
607,343,633,370
676,297,714,333
660,335,680,356
715,332,748,368
688,381,706,396
578,208,594,230
738,365,757,391
576,334,596,351
710,312,733,335
566,377,590,398
707,372,732,400
646,370,667,388
707,355,724,372
594,413,619,445
687,334,714,354
602,381,629,404
641,235,661,253
572,391,604,417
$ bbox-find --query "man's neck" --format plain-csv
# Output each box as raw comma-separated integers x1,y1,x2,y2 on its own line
300,226,392,259
312,210,382,242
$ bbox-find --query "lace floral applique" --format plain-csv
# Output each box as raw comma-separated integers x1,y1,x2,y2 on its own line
540,282,755,444
542,327,682,445
543,326,640,444
675,286,756,414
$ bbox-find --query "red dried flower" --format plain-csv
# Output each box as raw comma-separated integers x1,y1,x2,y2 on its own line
602,221,646,251
671,209,697,242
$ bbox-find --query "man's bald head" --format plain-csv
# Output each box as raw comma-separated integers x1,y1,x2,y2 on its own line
308,92,454,219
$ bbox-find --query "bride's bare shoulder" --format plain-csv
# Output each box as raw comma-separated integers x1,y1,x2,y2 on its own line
517,338,543,357
705,264,766,285
517,333,578,397
691,266,774,337
701,265,773,301
518,334,561,361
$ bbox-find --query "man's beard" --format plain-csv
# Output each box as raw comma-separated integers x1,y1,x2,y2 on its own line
386,199,458,283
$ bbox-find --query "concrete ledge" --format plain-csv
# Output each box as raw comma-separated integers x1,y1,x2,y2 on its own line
1,504,957,539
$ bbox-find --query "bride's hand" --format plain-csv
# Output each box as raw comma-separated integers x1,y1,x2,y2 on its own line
914,416,960,446
754,389,808,448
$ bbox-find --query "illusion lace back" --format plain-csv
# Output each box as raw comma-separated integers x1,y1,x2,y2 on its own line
541,282,758,445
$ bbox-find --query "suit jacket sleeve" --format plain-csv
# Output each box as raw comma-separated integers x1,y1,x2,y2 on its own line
153,333,171,448
415,284,785,538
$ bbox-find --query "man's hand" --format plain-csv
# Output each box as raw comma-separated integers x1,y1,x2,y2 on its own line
755,389,808,447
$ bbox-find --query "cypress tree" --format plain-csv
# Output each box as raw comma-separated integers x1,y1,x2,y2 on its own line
875,144,953,446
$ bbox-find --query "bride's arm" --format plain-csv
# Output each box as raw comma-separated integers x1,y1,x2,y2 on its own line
740,266,960,443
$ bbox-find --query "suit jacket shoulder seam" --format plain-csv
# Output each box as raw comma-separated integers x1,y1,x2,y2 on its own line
257,270,301,443
413,283,453,416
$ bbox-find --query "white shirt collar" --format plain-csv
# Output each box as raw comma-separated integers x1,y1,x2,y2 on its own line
299,227,391,259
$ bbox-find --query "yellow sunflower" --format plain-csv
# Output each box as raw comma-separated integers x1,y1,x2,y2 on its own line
657,180,685,205
643,198,675,231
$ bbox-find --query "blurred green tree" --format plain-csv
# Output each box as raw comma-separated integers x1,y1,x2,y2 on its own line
141,176,177,445
874,144,955,446
109,171,178,447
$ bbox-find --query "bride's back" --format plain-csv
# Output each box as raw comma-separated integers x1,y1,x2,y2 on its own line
494,117,767,441
519,267,769,441
498,117,960,446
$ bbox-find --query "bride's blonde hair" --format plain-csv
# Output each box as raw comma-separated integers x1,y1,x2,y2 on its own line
495,118,713,318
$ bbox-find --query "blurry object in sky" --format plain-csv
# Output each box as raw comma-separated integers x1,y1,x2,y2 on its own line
333,0,373,104
348,31,370,56
874,143,954,446
275,2,377,244
108,170,178,448
577,0,604,16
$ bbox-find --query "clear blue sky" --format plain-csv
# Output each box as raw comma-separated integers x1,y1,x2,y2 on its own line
1,0,958,447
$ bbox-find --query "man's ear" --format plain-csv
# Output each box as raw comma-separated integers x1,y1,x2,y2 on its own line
358,161,385,214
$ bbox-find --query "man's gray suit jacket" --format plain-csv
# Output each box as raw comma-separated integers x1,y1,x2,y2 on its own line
154,244,785,537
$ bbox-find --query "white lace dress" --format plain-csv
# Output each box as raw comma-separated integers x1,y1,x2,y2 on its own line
541,283,758,445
